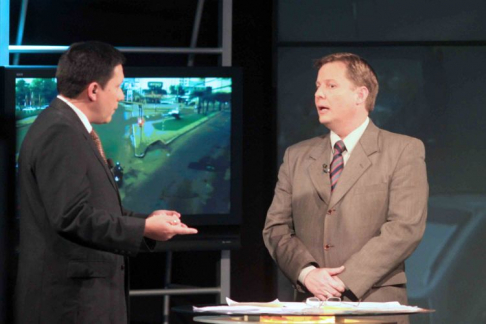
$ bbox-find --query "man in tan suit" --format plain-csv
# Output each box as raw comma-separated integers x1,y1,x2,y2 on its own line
263,53,428,324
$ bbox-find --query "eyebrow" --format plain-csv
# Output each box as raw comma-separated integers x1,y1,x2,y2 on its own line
316,79,337,85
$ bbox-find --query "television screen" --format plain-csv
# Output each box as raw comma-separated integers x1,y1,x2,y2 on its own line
2,66,242,228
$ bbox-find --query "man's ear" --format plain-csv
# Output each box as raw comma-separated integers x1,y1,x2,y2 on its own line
87,82,99,101
355,86,369,106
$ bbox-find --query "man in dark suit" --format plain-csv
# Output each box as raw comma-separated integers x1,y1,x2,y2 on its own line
15,41,198,324
263,53,428,324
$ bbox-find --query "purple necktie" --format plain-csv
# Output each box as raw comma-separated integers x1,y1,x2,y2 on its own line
330,140,346,193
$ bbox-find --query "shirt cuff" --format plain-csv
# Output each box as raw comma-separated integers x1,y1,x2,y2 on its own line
298,265,317,285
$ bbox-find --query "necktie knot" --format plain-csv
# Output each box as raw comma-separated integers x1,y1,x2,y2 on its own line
334,140,346,155
90,129,99,141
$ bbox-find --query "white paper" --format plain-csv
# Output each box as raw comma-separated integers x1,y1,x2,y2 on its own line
193,298,427,315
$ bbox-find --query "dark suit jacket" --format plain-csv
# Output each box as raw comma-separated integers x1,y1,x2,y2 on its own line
16,98,150,323
263,121,428,303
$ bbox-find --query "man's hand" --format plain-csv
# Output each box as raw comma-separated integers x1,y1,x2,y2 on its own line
144,210,198,241
304,266,346,300
147,210,181,220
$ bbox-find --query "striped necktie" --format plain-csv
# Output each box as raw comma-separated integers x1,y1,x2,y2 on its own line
90,129,107,164
330,140,346,193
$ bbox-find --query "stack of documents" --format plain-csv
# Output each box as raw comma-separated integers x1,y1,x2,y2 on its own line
193,298,432,315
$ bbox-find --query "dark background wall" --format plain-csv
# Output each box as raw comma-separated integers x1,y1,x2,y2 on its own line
0,114,16,324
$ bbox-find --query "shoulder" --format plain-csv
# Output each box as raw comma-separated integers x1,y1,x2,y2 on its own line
21,104,88,161
376,127,426,157
378,128,424,146
26,99,76,129
287,135,327,153
280,135,328,167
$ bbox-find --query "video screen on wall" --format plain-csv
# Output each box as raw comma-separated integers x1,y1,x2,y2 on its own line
9,67,242,226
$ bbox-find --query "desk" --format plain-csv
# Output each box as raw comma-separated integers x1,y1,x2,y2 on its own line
193,315,396,323
175,305,434,324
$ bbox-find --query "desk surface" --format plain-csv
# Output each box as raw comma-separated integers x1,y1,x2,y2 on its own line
193,315,398,323
179,304,434,317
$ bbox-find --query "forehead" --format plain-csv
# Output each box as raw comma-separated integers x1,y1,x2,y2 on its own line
316,61,349,81
109,64,124,83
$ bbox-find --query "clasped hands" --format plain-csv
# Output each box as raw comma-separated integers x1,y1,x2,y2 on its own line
144,210,198,241
304,266,346,300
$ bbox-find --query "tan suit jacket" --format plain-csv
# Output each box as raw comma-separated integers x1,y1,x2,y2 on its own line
263,121,428,301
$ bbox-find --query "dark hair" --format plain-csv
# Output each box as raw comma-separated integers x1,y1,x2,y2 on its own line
315,52,379,112
56,41,126,98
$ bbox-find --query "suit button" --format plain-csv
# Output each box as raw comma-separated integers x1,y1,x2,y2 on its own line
121,264,125,271
327,209,336,215
324,244,334,250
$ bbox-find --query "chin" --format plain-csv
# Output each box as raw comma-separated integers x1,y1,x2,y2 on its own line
318,116,331,126
100,117,112,124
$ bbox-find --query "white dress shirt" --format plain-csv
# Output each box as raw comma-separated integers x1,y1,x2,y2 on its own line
57,95,92,133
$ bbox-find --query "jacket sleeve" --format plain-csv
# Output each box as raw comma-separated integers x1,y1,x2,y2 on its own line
263,147,319,292
121,208,157,251
34,124,147,256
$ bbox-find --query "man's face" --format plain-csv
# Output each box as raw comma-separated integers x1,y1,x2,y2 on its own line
94,64,125,124
314,61,361,131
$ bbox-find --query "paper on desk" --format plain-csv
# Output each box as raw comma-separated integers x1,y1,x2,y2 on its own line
193,298,286,313
193,298,427,315
226,297,284,307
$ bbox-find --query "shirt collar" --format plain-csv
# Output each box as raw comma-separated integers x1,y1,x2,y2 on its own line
57,95,92,133
330,117,369,154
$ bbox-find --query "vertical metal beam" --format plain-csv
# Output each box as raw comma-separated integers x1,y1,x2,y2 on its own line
220,0,232,67
0,0,9,66
218,0,232,303
0,123,7,324
188,0,205,66
219,250,230,303
13,0,29,65
163,251,173,324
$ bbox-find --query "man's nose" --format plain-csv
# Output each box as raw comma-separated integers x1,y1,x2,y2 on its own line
315,86,325,98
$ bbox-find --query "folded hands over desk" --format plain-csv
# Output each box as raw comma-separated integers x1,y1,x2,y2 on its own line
304,266,346,300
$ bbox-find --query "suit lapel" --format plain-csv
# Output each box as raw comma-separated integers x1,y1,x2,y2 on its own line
86,131,118,192
307,135,332,205
328,121,380,208
51,99,119,193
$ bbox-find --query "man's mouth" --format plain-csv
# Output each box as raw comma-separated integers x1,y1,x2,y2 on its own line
317,105,329,112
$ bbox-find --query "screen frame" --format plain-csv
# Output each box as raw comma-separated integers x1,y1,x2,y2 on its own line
2,65,243,229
